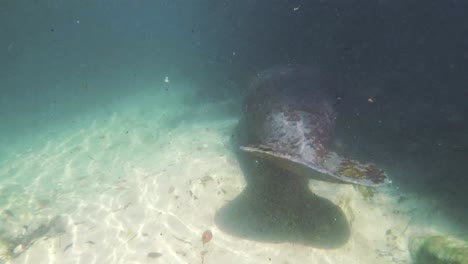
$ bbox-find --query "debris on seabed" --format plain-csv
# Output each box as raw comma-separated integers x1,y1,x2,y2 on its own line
202,230,213,245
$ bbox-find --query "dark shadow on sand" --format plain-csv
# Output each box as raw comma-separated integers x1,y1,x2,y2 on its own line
215,122,350,249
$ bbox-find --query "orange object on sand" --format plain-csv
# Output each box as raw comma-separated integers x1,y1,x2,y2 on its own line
202,230,213,245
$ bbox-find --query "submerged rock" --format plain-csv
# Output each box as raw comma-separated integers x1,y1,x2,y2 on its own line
409,234,468,264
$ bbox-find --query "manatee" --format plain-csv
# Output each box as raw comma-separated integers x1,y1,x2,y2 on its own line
240,65,388,187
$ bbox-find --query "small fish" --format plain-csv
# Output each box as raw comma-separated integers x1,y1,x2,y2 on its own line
3,209,14,217
63,243,73,252
147,252,163,258
201,230,212,245
7,42,14,52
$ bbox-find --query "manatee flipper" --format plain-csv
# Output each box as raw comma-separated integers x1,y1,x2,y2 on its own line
240,145,387,187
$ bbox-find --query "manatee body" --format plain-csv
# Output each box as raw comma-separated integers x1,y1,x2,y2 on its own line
240,65,388,187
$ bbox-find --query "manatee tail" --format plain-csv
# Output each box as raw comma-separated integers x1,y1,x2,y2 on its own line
240,145,388,187
320,152,388,187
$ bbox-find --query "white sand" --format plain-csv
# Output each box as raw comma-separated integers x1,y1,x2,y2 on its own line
0,87,458,264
